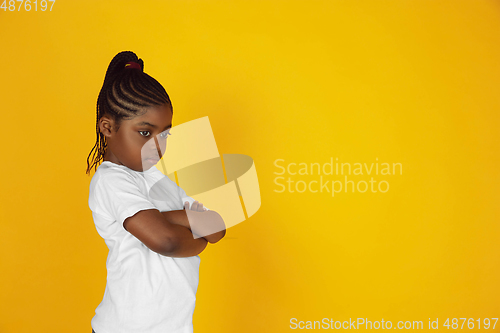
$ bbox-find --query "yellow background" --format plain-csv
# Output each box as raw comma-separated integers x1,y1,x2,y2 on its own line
1,0,499,332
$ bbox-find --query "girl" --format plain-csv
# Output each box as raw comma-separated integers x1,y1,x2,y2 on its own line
86,51,226,333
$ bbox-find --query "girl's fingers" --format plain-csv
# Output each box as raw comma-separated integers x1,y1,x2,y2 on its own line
187,200,206,212
195,201,204,212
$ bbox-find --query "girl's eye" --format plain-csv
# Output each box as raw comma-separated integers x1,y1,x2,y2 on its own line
159,131,172,139
139,130,172,139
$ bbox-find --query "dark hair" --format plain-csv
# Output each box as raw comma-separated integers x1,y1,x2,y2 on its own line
86,51,172,175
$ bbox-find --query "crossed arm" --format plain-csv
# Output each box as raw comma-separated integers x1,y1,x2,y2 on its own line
123,201,226,258
161,201,226,244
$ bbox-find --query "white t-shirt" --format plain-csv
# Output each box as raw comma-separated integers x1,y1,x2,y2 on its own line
88,161,206,333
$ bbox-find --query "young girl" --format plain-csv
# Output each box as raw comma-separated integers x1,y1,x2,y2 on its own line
86,51,226,333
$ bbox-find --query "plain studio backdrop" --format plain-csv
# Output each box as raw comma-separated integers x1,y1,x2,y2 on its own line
1,1,499,332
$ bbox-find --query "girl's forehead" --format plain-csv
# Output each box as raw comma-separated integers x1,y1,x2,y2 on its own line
128,104,173,126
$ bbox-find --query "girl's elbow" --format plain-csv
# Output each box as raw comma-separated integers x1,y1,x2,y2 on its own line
209,229,226,244
159,236,179,256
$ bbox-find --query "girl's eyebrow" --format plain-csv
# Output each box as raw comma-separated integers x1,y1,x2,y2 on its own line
136,121,172,130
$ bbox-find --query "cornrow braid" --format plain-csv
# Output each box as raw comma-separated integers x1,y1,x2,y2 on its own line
86,51,173,175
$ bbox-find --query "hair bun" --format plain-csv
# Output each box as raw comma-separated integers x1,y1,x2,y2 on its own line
124,61,142,71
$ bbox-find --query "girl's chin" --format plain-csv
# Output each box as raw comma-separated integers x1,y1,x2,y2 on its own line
141,161,157,171
144,158,159,165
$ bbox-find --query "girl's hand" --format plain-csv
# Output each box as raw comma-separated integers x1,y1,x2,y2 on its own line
184,200,208,212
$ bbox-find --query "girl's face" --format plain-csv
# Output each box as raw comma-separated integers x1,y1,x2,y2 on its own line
100,104,173,172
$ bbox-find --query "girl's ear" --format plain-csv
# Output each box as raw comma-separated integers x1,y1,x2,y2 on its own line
99,116,114,137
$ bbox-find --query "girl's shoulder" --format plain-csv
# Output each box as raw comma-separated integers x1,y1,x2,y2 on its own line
90,161,169,193
88,162,158,219
91,161,135,182
89,162,148,198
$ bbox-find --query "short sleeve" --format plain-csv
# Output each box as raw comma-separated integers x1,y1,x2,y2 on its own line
92,170,158,227
177,185,211,211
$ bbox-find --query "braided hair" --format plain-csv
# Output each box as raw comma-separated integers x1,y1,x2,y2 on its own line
86,51,172,175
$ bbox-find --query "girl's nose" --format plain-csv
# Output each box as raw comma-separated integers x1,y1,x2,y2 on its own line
153,136,164,157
